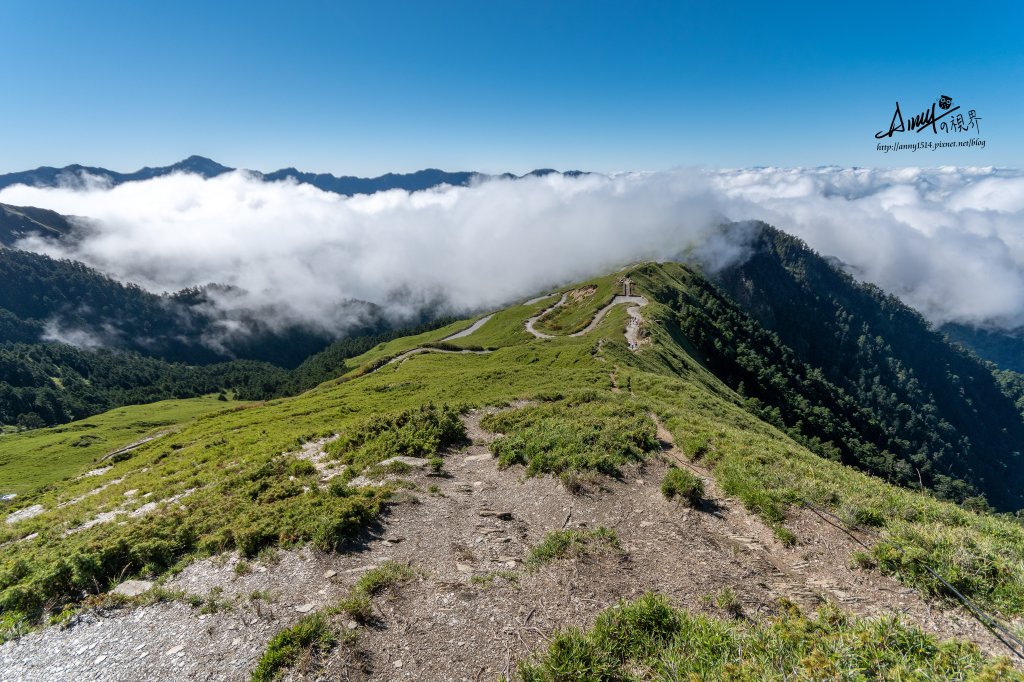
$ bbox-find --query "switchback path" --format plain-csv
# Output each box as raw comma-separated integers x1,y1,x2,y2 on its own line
524,293,648,345
440,314,494,341
379,314,497,369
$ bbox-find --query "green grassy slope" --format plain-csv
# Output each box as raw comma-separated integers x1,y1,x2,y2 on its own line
2,262,1023,668
0,395,238,496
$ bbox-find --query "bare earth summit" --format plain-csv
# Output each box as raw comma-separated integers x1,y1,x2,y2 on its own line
0,407,1015,681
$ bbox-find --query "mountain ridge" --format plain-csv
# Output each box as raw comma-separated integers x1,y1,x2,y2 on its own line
0,156,588,196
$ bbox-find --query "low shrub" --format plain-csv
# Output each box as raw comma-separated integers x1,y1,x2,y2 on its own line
661,467,704,507
526,528,620,570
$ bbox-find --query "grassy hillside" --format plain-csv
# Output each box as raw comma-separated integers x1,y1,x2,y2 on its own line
0,395,240,496
2,262,1023,673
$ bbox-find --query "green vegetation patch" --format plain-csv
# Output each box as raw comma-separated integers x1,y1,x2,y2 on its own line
251,561,414,680
324,403,465,474
533,274,621,336
334,560,414,622
516,593,1021,681
482,393,658,479
250,612,336,682
0,395,236,496
526,527,621,570
660,466,704,507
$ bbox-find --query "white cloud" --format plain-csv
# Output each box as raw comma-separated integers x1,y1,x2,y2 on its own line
1,165,1022,338
0,170,728,335
712,166,1024,328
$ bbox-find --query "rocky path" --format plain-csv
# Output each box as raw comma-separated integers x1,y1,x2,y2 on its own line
2,411,1014,681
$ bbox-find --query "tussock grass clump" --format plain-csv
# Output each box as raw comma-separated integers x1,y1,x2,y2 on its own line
660,466,703,507
334,561,414,623
482,394,657,479
516,593,1022,681
324,403,464,474
526,528,620,570
251,561,413,680
250,612,335,682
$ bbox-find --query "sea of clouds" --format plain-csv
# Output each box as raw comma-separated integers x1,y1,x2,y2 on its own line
1,165,1021,340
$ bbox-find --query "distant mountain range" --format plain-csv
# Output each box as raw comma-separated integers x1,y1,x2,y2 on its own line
0,155,586,196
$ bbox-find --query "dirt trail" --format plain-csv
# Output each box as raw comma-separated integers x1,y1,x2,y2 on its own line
2,411,1014,681
441,314,494,341
624,305,645,350
523,293,567,340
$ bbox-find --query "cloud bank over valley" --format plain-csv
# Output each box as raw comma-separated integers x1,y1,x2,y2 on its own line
1,165,1021,340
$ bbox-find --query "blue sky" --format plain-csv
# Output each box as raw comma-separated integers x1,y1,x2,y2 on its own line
1,1,1021,174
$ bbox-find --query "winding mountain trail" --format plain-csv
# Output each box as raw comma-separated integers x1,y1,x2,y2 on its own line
524,292,648,346
523,293,568,339
380,315,497,369
440,314,494,341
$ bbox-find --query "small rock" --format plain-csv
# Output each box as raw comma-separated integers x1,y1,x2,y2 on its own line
464,454,492,462
394,660,404,669
639,520,654,528
295,603,315,613
94,654,107,664
232,638,242,646
110,580,154,597
347,620,358,630
324,570,337,579
456,563,473,573
378,456,430,468
5,504,45,525
505,561,517,568
478,510,513,520
165,645,184,657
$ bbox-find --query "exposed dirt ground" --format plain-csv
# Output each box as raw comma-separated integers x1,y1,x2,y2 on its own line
3,405,1014,681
